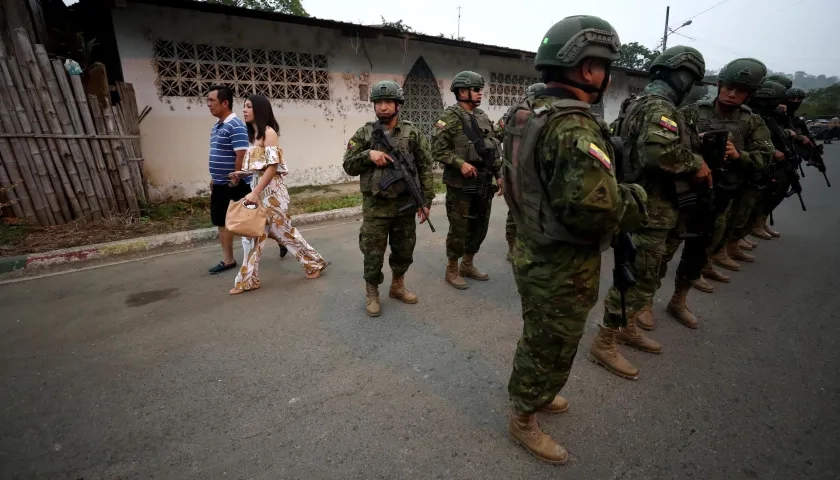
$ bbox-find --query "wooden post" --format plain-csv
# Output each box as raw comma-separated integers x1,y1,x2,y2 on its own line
89,95,127,212
1,58,64,223
102,104,139,212
70,75,117,212
113,103,146,203
12,28,88,219
7,56,73,221
34,44,100,220
52,59,112,215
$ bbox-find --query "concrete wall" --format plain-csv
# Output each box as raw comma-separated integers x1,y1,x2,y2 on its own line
112,2,644,200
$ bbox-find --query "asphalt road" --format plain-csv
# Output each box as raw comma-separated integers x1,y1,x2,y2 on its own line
2,146,840,480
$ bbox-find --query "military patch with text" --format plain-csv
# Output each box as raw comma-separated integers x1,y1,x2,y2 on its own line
347,139,357,150
587,143,612,171
659,115,678,132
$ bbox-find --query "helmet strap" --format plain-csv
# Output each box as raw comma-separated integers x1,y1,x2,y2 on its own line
555,63,611,104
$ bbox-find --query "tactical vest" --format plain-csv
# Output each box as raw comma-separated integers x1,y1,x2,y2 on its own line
447,106,502,174
502,98,614,251
359,121,414,199
609,93,665,185
693,100,753,189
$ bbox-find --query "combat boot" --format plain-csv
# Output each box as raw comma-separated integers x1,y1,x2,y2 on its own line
738,238,755,251
539,395,570,414
365,283,381,317
762,216,781,238
389,275,418,304
727,240,755,263
751,217,773,240
588,325,639,380
445,259,468,290
702,261,730,283
667,282,699,329
693,275,715,293
617,313,663,354
507,410,569,465
712,248,741,271
636,305,655,331
743,237,758,249
460,253,489,281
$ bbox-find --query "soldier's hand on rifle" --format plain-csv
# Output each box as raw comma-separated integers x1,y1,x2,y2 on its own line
460,162,478,178
369,150,393,167
801,136,812,146
417,206,431,224
725,141,740,160
774,150,785,161
695,161,713,189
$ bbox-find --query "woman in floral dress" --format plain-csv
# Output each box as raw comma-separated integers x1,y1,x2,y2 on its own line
229,94,328,294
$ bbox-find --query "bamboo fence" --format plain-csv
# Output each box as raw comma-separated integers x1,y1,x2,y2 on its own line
0,27,146,226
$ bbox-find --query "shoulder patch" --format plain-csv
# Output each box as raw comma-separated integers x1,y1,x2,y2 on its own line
587,142,612,171
581,178,614,209
659,115,678,132
347,139,357,150
435,119,447,129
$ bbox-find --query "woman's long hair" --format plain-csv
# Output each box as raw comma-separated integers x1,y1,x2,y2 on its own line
246,94,279,144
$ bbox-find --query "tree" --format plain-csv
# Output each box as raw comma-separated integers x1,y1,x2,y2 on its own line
799,83,840,117
203,0,309,17
380,17,414,33
615,42,659,71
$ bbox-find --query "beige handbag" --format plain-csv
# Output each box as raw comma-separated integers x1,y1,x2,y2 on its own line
225,199,267,238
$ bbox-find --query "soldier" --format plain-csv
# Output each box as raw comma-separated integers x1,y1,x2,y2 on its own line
591,46,710,379
342,81,436,317
680,58,774,283
496,82,546,262
432,71,504,289
747,81,793,242
502,16,648,464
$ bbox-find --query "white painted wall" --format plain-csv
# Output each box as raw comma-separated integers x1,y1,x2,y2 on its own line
112,2,645,200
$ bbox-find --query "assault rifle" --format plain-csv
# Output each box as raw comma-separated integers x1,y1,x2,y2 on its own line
373,124,436,232
806,143,831,187
461,113,499,219
610,136,639,327
765,117,806,211
676,129,729,239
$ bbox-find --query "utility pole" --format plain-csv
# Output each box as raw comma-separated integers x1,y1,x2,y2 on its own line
457,6,462,39
662,6,670,51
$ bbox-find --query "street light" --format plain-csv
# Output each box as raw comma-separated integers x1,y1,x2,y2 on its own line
662,6,694,50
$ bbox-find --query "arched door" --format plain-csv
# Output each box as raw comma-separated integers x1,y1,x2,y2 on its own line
401,57,444,138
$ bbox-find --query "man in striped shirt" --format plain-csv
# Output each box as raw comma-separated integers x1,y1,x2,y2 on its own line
206,85,254,274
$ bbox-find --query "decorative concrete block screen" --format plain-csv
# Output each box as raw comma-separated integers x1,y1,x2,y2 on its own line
487,72,541,107
153,40,330,100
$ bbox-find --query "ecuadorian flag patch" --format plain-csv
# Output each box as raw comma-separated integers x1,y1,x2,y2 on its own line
347,139,357,150
435,119,447,129
659,115,678,132
588,143,612,171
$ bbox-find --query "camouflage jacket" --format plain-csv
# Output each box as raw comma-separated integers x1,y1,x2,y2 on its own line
342,119,436,217
431,104,502,188
679,99,774,172
520,93,648,245
614,80,704,230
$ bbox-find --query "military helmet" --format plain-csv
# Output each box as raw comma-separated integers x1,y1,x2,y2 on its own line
370,80,405,103
766,74,793,90
752,80,787,101
526,83,547,96
649,45,706,80
535,15,621,69
787,86,807,99
450,71,485,92
717,58,767,90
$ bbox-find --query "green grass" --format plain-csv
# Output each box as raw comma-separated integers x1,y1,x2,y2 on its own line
289,193,363,215
0,224,32,250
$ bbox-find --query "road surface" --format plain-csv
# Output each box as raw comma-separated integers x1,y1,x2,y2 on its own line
2,146,839,479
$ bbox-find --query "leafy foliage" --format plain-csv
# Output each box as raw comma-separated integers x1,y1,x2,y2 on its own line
616,42,659,71
799,84,840,117
202,0,309,17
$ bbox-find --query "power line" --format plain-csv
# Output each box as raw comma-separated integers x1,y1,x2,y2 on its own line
685,0,738,21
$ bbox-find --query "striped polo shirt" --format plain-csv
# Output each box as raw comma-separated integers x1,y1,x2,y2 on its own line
209,113,250,184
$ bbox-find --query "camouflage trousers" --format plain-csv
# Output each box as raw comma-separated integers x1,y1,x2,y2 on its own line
602,214,708,329
445,186,492,259
708,200,734,255
726,187,761,241
505,210,516,246
359,213,417,285
508,242,601,413
758,176,791,217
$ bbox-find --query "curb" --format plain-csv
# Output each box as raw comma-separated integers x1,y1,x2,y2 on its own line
0,197,446,274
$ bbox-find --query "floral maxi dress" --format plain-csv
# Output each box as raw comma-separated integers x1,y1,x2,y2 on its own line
234,145,327,290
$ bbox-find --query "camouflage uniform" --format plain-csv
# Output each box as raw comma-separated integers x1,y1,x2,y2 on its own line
432,71,503,289
597,46,708,379
343,81,435,317
502,16,648,465
680,58,774,274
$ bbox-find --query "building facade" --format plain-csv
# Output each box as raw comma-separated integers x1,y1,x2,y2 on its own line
97,0,648,200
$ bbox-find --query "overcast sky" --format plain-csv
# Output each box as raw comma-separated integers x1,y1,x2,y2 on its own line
64,0,839,76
